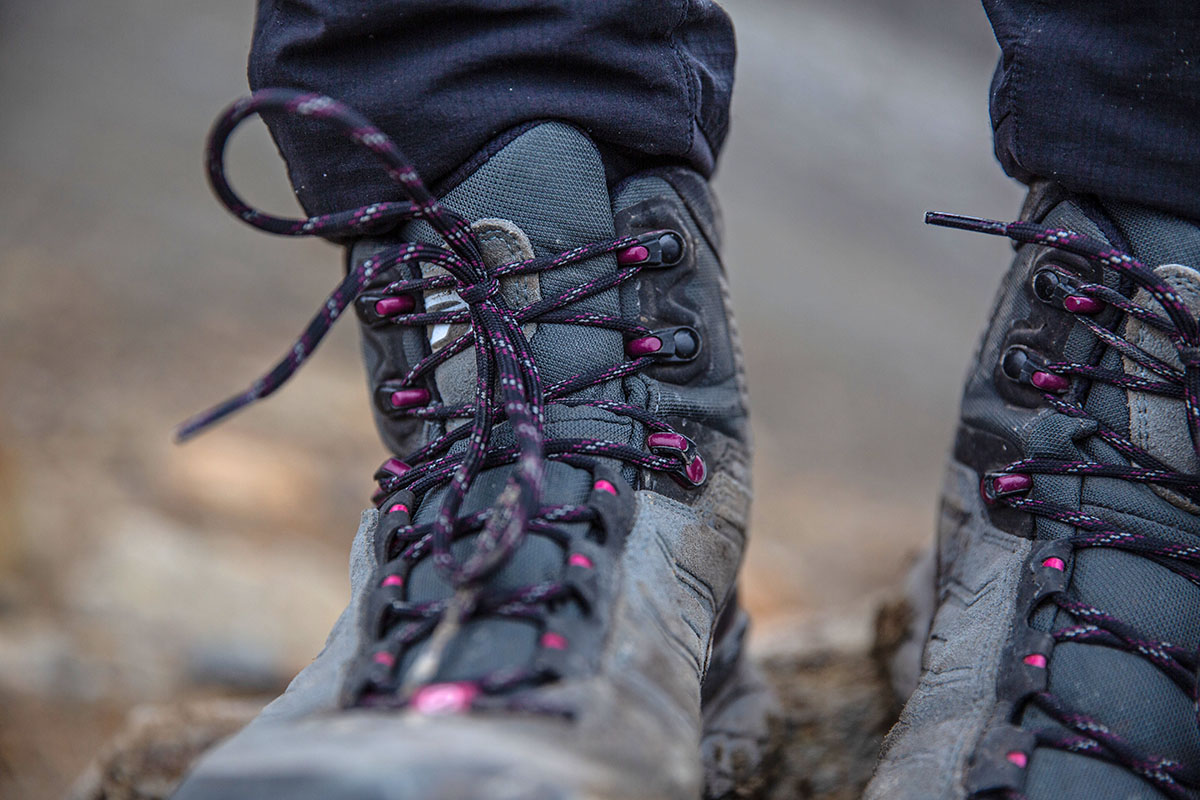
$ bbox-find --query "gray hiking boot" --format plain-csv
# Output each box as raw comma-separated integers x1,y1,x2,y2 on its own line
170,90,777,800
867,183,1200,799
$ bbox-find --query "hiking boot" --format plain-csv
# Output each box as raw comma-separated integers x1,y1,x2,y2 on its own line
170,90,777,800
867,183,1200,799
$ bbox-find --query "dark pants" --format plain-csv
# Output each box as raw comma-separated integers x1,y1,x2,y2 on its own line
248,0,734,215
983,0,1200,221
249,1,1200,221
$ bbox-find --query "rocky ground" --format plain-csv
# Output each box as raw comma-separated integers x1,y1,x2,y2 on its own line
0,0,1020,796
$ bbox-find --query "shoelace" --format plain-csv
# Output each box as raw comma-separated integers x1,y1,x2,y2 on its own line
930,213,1200,800
180,89,705,710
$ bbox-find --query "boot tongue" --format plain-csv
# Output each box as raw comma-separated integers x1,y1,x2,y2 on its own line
395,123,631,682
1106,202,1200,479
1122,263,1200,476
405,122,626,412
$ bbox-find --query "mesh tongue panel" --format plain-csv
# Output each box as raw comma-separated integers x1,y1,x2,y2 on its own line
392,123,630,683
406,122,624,394
1022,202,1200,793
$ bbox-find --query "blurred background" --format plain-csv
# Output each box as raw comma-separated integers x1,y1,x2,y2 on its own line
0,0,1021,795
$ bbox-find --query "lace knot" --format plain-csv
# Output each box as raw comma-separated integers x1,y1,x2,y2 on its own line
457,275,500,305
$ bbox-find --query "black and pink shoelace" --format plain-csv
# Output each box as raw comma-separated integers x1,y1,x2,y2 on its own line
179,89,705,710
931,213,1200,799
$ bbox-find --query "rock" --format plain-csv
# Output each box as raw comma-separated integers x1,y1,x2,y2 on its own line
0,432,29,611
184,642,289,694
68,699,266,800
760,649,894,800
62,506,344,702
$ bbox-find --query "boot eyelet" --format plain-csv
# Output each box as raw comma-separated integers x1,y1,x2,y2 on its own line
1063,295,1103,313
371,469,412,505
410,682,478,715
1000,346,1069,393
647,431,707,487
389,388,431,409
1041,556,1066,571
374,384,432,415
374,295,415,317
625,326,702,363
374,457,412,482
540,632,568,650
1000,346,1031,382
1030,371,1069,392
981,472,1032,505
356,293,416,325
657,232,684,266
617,230,686,269
1031,267,1103,314
1031,267,1066,304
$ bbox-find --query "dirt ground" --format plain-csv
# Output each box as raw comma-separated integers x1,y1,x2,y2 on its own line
64,645,900,800
0,0,1021,796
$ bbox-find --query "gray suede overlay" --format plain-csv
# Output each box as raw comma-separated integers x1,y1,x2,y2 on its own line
866,462,1031,800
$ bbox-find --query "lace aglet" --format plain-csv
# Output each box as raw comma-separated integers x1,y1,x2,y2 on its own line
925,212,1010,237
173,392,258,444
